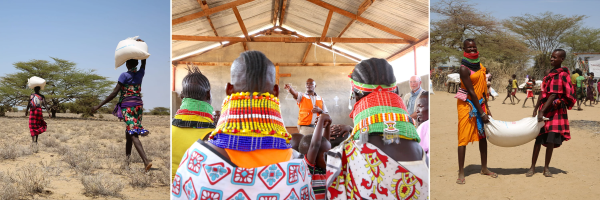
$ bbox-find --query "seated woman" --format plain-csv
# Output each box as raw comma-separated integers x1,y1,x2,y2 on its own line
171,66,216,180
326,58,428,200
172,51,315,200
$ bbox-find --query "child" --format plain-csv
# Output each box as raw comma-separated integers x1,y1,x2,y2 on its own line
93,39,151,171
503,79,514,104
298,114,332,200
416,92,429,157
522,76,536,107
511,74,521,104
527,49,576,177
25,85,51,144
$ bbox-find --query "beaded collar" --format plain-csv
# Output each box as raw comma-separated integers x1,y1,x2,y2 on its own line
349,91,419,144
207,92,291,151
172,98,215,128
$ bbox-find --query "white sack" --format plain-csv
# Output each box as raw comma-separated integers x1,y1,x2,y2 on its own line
489,87,499,97
114,36,150,69
485,116,546,147
446,73,460,84
27,76,46,90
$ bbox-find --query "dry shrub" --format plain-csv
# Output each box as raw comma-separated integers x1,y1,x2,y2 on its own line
62,150,98,175
0,172,19,200
54,145,69,155
81,173,123,198
30,143,39,154
41,136,60,148
0,142,19,160
128,169,153,188
58,134,71,142
16,164,49,195
110,158,130,175
40,160,63,176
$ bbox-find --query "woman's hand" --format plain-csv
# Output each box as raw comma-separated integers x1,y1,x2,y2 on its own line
136,38,144,42
532,109,538,117
481,114,490,123
537,113,544,122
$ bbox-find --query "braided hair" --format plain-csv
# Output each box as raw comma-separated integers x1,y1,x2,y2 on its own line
181,66,211,101
351,58,397,100
231,51,276,93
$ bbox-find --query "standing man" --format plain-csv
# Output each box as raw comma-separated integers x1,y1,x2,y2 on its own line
284,78,328,135
404,75,426,119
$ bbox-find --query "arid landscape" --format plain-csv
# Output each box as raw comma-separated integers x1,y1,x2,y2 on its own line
0,112,170,200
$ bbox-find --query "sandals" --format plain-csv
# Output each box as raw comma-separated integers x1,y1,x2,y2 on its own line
526,169,535,177
543,170,552,177
456,179,465,185
480,171,498,178
145,163,153,172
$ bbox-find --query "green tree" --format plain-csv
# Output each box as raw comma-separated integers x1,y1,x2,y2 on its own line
0,58,113,118
560,27,600,70
149,107,169,115
503,12,586,77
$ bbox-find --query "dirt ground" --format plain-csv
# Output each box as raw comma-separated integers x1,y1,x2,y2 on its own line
431,91,600,199
0,112,170,200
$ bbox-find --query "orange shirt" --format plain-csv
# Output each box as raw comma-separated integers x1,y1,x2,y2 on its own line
297,93,326,125
225,148,293,168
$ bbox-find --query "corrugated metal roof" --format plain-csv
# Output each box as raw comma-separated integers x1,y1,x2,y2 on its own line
172,0,429,60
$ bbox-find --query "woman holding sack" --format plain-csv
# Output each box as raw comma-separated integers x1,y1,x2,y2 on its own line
92,38,152,172
455,39,496,184
25,77,51,144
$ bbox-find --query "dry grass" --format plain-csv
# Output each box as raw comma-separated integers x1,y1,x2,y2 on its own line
81,173,124,198
0,113,170,199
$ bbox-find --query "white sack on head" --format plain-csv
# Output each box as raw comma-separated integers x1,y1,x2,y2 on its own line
28,76,46,90
114,36,150,69
485,116,546,147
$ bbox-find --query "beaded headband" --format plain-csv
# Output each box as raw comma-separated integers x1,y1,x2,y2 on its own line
207,92,291,151
349,91,419,144
349,74,397,93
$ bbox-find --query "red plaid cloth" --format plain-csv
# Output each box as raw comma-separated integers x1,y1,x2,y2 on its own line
29,107,47,136
539,67,576,141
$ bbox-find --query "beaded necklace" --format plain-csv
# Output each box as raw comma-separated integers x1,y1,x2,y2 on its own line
349,75,397,93
349,88,419,145
207,92,291,151
172,98,215,128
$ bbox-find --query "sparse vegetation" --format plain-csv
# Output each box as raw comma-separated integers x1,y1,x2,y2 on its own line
81,173,124,198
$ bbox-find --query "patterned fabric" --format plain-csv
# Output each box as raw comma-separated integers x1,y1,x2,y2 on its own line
587,78,595,100
304,156,327,200
30,94,42,108
457,65,488,146
208,92,291,152
119,84,142,103
539,67,575,145
461,52,481,72
122,105,148,135
349,91,418,144
349,76,397,93
29,107,47,137
326,141,429,200
172,140,315,200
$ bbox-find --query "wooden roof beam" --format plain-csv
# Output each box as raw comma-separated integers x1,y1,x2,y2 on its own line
305,0,417,42
321,10,334,42
272,0,281,26
386,38,429,61
172,35,409,44
279,0,288,26
172,0,255,25
314,43,361,62
232,7,250,41
198,0,221,45
333,0,375,46
301,43,313,63
175,61,357,66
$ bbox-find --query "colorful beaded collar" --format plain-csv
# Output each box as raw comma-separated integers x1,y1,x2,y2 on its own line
207,92,291,151
349,90,419,144
172,98,215,128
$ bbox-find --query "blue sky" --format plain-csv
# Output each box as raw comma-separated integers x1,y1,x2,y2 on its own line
432,0,600,29
0,1,170,109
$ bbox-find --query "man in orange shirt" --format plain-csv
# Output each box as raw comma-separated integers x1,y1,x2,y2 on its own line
284,78,328,135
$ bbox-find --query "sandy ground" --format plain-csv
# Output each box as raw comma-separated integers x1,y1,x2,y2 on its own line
0,112,170,200
431,91,600,199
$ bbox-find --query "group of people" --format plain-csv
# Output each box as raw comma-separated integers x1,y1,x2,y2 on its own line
171,51,430,199
572,69,598,110
456,38,576,184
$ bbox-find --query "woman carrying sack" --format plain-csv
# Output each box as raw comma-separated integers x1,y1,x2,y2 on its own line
25,80,51,144
92,38,152,172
